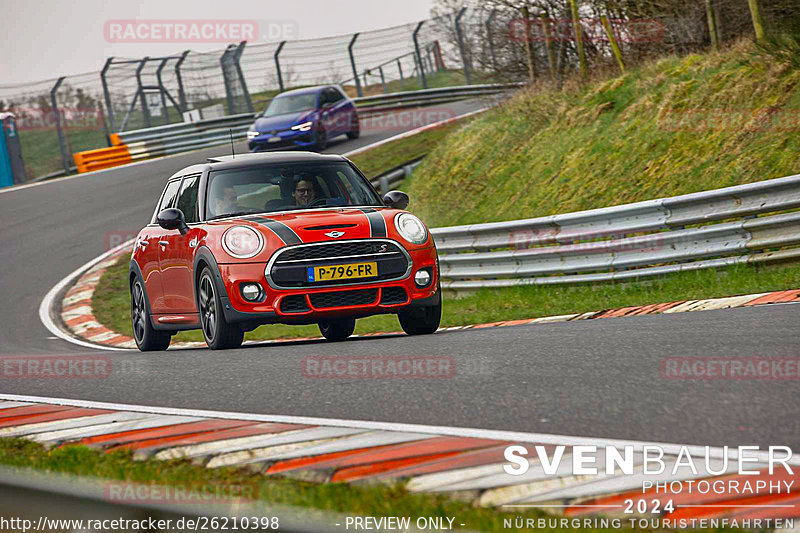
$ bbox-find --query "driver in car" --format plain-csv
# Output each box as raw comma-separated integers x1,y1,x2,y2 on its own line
214,185,239,216
292,179,316,206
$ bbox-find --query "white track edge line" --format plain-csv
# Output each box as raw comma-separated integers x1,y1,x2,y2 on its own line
1,393,795,465
38,239,135,352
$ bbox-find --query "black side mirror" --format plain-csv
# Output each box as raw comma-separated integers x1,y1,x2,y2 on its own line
157,208,189,236
383,190,409,210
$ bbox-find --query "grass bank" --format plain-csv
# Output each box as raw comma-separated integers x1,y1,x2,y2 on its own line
404,40,800,227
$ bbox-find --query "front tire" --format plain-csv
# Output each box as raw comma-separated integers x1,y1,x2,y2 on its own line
346,115,360,139
131,278,171,351
318,318,356,341
398,297,442,336
313,125,328,151
197,267,244,350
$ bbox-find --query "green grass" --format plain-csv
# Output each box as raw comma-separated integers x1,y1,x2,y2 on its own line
405,41,800,228
93,255,800,343
0,438,745,533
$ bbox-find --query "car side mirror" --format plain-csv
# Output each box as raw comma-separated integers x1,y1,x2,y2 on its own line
383,190,409,210
157,208,189,236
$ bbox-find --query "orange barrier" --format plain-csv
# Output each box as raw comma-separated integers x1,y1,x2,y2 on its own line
73,144,131,173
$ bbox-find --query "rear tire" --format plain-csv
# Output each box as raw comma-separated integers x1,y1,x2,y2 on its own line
131,278,171,351
318,318,356,341
398,296,442,336
197,267,244,350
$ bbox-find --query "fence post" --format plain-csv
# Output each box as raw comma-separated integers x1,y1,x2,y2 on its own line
100,58,116,133
135,57,151,128
413,21,427,89
434,41,445,70
600,16,625,73
233,41,254,113
155,58,170,123
486,9,498,71
569,0,587,79
379,66,387,93
175,50,190,112
541,15,557,77
220,45,237,115
50,77,70,174
348,33,362,97
397,58,404,80
274,41,286,92
454,8,472,85
748,0,766,44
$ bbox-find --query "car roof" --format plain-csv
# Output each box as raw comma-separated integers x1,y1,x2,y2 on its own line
204,151,347,171
274,85,327,97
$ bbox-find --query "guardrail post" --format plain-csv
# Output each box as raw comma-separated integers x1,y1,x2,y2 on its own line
348,33,362,97
274,41,286,92
175,50,190,112
486,10,498,71
379,175,389,195
413,21,427,89
455,8,472,85
100,58,116,133
50,76,70,174
155,59,170,123
135,57,151,128
233,41,254,113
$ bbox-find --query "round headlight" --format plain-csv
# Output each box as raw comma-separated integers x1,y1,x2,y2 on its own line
222,226,264,259
394,213,428,245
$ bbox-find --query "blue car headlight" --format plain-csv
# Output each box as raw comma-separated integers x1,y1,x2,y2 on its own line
291,121,313,132
247,130,259,139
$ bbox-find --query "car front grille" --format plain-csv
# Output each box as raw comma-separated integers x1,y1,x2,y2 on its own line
268,239,410,289
309,289,378,309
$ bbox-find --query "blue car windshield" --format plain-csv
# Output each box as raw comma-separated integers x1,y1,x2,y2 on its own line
206,162,383,219
261,93,317,118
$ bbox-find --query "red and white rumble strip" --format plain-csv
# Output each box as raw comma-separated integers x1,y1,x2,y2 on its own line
0,394,798,523
57,244,800,350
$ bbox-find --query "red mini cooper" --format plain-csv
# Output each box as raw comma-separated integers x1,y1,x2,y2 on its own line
130,152,441,351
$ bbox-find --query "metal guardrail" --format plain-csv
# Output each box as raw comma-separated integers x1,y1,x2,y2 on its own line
369,157,425,193
432,174,800,289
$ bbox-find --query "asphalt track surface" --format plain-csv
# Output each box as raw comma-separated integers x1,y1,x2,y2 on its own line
1,98,798,451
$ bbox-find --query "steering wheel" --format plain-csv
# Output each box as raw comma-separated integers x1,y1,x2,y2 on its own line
308,198,328,207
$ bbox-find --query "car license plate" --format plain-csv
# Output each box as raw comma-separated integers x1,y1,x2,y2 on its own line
268,136,281,143
307,262,378,282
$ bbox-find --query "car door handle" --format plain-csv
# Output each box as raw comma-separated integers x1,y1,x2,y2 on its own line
158,240,169,246
137,240,149,248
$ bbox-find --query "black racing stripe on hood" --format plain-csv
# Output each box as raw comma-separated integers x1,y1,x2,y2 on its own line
246,216,302,245
358,209,387,238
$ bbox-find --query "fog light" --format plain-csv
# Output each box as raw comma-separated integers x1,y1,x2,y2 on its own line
414,269,432,288
241,283,263,302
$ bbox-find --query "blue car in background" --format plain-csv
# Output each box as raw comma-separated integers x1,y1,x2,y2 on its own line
247,85,360,152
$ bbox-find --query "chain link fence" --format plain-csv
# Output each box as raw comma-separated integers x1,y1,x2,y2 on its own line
0,0,793,180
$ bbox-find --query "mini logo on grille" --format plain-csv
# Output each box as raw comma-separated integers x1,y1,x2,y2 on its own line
325,231,345,238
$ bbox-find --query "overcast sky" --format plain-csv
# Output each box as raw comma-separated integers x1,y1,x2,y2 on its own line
0,0,434,86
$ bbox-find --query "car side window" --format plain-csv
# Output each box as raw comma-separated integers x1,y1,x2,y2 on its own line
329,88,345,103
176,175,200,223
319,90,330,107
151,179,182,224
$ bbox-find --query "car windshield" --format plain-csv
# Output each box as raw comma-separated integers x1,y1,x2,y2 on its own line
261,93,317,118
206,161,383,220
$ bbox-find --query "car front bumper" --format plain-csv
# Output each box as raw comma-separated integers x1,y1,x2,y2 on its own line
216,245,439,327
248,126,317,152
